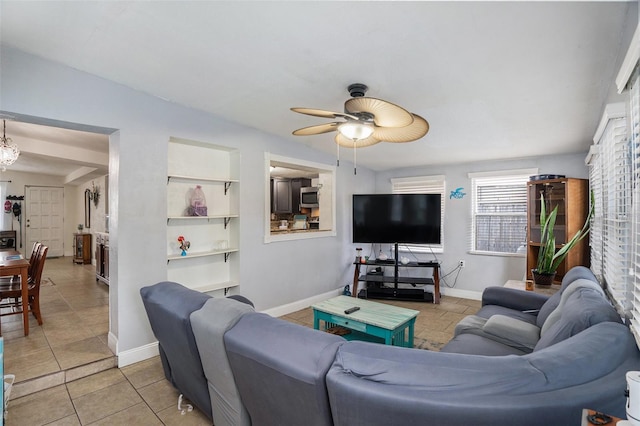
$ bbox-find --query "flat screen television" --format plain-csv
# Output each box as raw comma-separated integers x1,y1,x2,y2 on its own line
352,194,441,244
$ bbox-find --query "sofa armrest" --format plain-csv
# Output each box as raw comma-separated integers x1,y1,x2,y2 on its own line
482,286,549,311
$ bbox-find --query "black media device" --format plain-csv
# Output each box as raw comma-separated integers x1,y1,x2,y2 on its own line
344,307,360,314
352,193,441,244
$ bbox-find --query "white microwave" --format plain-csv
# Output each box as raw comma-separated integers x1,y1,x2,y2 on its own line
300,187,319,208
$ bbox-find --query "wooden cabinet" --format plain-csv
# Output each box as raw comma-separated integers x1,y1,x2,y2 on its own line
271,178,292,214
166,138,240,294
526,178,589,283
73,233,91,265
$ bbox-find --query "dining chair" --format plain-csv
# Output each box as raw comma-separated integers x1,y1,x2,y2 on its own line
27,241,42,283
0,245,48,331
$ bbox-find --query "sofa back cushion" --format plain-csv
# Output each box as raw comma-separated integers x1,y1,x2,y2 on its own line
534,285,621,351
224,313,344,426
140,281,213,419
536,266,599,328
191,297,254,426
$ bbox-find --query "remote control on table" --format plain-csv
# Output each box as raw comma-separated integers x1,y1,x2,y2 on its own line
344,307,360,315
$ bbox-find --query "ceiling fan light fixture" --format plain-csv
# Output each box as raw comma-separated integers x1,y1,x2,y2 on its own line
0,120,19,170
338,121,374,141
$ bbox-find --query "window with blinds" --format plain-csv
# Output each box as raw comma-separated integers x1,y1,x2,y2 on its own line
390,175,445,253
629,70,640,341
469,170,536,255
588,102,630,315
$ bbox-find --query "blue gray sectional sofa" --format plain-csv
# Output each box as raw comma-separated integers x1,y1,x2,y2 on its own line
140,266,640,426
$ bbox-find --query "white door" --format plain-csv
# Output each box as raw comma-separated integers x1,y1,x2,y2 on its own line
25,186,64,257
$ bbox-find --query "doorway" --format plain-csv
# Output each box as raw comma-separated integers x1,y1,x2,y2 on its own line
25,186,64,257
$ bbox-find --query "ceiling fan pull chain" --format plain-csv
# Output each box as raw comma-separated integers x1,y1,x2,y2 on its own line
336,142,340,167
353,140,357,175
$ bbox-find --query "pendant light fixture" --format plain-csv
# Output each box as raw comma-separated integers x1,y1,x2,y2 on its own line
0,120,19,171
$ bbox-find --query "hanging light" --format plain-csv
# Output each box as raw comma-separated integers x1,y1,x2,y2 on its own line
338,121,374,141
0,120,19,170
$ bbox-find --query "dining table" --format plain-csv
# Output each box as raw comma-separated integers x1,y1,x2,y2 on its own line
0,249,30,335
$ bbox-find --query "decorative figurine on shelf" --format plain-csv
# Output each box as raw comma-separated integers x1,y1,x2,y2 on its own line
178,235,190,256
77,224,83,233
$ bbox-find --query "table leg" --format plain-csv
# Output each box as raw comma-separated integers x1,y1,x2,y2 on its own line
352,263,361,297
313,310,320,330
407,320,415,348
21,266,28,336
433,265,440,304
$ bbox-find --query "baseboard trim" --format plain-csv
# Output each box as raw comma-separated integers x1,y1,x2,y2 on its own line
261,287,343,317
441,287,482,301
107,331,118,355
117,341,159,368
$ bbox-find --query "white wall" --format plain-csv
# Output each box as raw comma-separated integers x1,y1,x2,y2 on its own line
375,153,589,296
1,47,375,358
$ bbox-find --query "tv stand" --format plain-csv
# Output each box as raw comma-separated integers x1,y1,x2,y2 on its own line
352,244,440,303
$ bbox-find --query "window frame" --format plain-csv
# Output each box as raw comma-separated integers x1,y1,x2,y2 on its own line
468,169,537,256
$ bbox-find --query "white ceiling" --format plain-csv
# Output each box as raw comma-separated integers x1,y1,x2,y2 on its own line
0,1,634,172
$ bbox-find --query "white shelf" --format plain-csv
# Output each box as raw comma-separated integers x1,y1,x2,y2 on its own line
167,214,239,222
168,175,239,184
191,280,239,293
167,248,239,261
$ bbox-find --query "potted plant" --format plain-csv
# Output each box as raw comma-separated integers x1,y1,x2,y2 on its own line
532,191,594,286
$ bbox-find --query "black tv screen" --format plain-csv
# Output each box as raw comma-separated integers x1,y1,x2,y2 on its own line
352,194,442,244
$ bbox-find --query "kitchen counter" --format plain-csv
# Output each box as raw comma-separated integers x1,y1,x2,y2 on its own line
270,228,325,234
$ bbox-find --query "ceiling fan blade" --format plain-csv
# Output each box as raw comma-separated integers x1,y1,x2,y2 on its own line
292,122,340,136
291,107,358,120
344,97,414,128
372,114,429,143
334,133,381,148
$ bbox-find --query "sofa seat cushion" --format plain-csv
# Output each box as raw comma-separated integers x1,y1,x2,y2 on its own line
452,315,539,353
440,333,529,356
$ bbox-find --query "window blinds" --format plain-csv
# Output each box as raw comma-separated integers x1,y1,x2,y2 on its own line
390,175,445,252
469,171,535,254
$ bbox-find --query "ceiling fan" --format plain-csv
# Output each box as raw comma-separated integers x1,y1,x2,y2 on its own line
291,83,429,174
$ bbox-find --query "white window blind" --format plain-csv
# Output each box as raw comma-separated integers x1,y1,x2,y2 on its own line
469,170,536,255
391,175,445,253
586,145,603,280
603,114,631,313
629,69,640,341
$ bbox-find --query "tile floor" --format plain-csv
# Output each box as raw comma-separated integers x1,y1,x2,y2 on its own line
5,271,481,425
3,256,113,400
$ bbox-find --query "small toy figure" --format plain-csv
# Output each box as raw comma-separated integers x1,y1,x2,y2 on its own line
178,235,190,256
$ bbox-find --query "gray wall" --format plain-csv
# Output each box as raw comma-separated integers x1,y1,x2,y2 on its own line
1,47,375,355
0,45,592,357
376,153,589,295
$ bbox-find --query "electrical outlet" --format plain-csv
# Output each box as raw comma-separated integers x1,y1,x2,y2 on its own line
459,260,465,268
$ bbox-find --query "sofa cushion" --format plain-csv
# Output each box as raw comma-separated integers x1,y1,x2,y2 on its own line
191,297,255,426
224,313,344,426
475,304,538,325
326,322,638,426
539,278,605,336
483,315,540,350
139,281,213,419
536,266,599,328
440,332,529,356
534,285,621,351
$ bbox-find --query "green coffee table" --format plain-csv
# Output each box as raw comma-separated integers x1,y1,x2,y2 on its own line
312,295,419,347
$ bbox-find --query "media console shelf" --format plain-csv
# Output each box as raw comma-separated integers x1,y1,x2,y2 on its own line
352,260,440,304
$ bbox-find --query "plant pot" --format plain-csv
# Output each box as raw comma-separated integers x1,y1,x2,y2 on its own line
531,269,556,287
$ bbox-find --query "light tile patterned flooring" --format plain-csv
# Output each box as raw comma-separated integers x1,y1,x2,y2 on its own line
5,264,480,425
